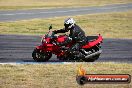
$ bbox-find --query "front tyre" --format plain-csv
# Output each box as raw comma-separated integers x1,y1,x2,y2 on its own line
32,49,52,62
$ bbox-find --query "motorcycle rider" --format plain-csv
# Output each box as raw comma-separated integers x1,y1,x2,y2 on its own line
53,18,87,59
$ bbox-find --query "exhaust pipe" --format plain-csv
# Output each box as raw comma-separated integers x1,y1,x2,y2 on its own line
85,50,102,59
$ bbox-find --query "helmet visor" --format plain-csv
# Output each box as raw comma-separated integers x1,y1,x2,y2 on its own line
64,23,71,29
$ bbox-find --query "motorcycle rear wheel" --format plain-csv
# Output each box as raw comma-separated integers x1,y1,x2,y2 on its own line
32,49,52,62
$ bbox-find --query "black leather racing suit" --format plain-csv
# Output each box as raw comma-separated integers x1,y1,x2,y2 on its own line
53,24,87,58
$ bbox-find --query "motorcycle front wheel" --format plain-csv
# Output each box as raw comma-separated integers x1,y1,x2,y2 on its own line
32,49,52,62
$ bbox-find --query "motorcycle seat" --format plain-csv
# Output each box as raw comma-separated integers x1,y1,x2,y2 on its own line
86,36,98,42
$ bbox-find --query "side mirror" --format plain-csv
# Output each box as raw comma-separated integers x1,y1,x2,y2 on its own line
49,24,52,30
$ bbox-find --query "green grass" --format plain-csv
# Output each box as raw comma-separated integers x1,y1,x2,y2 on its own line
0,0,132,10
0,62,132,88
0,11,132,39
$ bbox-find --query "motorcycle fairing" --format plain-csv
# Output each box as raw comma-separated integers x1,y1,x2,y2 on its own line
56,35,67,43
82,35,103,49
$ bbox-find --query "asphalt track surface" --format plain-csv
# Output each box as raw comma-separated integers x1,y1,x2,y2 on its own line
0,3,132,22
0,34,132,63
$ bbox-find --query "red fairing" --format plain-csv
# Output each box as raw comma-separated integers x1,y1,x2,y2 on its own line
45,44,54,51
36,45,43,50
56,35,67,43
45,38,51,43
82,35,103,49
36,43,54,51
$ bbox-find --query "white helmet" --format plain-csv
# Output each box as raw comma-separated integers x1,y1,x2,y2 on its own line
64,18,75,29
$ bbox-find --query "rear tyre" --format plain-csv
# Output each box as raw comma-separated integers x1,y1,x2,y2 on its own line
32,49,52,62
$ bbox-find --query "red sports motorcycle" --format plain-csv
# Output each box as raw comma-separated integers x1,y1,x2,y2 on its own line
32,25,103,62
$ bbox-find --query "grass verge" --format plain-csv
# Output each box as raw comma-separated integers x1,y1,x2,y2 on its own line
0,0,132,10
0,62,132,88
0,11,132,39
